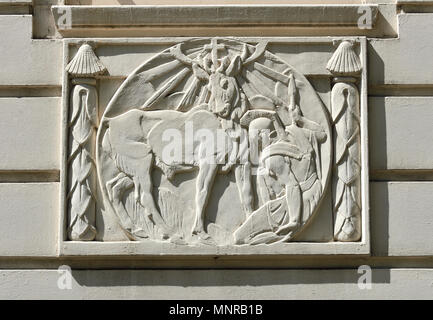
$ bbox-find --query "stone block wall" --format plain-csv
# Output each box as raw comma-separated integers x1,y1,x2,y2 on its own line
0,0,432,299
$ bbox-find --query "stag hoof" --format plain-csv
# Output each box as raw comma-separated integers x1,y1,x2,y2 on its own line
192,229,211,240
169,234,186,245
275,221,300,235
132,228,149,239
233,233,244,245
122,220,134,234
193,233,215,246
153,221,172,240
161,232,170,240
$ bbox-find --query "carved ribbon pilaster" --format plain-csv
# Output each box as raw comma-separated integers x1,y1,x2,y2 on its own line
327,41,362,242
66,44,106,241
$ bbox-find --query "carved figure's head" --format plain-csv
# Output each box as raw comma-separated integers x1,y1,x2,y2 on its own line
259,141,303,182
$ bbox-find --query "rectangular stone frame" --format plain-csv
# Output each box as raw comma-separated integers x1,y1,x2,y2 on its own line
58,37,370,258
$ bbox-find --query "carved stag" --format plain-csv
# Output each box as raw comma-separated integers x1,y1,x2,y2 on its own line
101,42,267,241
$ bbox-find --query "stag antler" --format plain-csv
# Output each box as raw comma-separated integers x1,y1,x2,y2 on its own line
225,41,268,77
168,43,195,66
243,41,268,65
167,43,211,83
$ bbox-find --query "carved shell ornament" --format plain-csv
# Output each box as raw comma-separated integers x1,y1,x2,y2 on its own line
66,44,107,77
96,38,332,246
326,41,362,75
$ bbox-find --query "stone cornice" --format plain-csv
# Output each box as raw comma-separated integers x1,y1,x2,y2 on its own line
0,0,32,14
52,4,379,30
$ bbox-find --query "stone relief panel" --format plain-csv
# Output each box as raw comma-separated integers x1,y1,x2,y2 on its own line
63,37,369,254
66,44,107,241
327,41,363,242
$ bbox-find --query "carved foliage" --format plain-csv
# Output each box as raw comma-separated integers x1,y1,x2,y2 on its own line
66,43,105,241
331,82,361,241
68,83,98,240
327,40,363,242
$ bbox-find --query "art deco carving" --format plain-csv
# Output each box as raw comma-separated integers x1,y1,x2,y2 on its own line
326,41,362,75
327,41,362,242
66,44,107,77
96,38,332,245
66,44,106,241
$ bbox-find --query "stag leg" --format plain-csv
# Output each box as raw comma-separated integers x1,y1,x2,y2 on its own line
106,172,126,202
106,173,134,232
235,163,254,217
192,161,218,238
136,153,173,239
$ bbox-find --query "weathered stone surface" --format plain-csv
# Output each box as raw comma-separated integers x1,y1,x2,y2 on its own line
52,5,379,28
371,182,433,256
51,4,398,38
0,98,60,171
0,182,431,259
33,0,62,39
369,13,433,85
0,183,59,256
1,268,433,299
369,97,433,170
0,0,432,300
91,42,334,78
0,15,62,86
0,0,31,14
0,0,32,3
397,0,433,5
70,37,364,250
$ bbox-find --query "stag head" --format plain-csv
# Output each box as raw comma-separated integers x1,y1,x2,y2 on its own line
208,71,239,118
191,41,268,118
